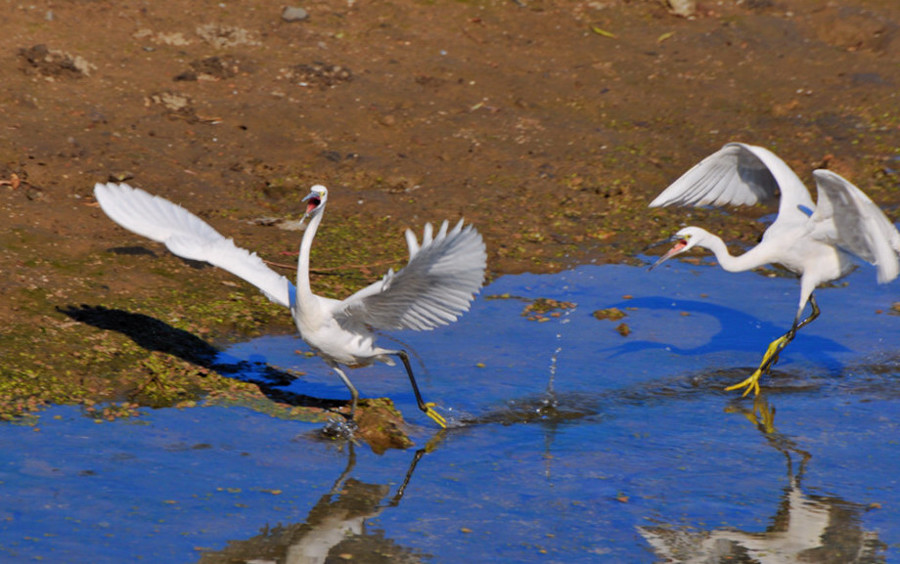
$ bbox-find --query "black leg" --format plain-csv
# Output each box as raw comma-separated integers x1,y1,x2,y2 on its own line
793,294,820,333
727,294,821,397
395,350,447,428
396,350,428,412
761,294,821,375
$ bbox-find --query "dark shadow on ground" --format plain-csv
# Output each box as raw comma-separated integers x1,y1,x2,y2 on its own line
56,304,345,411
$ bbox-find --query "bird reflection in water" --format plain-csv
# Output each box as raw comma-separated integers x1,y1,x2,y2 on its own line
639,396,887,562
198,442,435,563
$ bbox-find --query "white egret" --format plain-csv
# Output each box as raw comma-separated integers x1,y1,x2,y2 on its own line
93,182,487,427
649,142,900,396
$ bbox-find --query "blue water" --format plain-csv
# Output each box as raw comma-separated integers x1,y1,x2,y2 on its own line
2,262,899,562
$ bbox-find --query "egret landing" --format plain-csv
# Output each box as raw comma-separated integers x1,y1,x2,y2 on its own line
94,182,487,428
650,143,900,395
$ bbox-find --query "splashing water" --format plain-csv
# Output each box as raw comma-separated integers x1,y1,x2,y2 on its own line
4,264,899,562
541,298,576,416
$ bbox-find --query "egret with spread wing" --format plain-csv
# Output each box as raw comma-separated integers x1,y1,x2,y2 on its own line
94,183,487,427
649,143,900,396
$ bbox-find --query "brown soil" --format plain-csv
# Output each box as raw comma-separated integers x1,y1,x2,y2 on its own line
1,0,899,443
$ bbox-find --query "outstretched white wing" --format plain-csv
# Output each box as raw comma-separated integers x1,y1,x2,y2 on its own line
650,143,816,227
94,182,293,307
810,170,900,284
335,219,487,331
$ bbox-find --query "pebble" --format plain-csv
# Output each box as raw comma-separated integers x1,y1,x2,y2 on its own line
665,0,696,17
281,6,309,22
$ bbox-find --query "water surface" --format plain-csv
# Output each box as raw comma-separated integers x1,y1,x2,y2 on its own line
2,262,899,561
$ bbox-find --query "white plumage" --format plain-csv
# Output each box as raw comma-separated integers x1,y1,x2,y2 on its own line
650,142,900,395
94,182,487,427
95,183,293,307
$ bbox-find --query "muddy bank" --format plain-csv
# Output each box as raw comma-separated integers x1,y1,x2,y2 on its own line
1,0,898,445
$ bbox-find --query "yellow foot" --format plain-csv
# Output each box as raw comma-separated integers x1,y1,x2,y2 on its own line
726,334,791,397
758,335,789,369
423,403,447,429
725,369,763,397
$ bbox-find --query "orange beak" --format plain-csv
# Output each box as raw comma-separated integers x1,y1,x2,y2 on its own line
650,238,688,270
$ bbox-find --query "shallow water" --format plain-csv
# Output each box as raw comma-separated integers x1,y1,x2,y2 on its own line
3,262,899,562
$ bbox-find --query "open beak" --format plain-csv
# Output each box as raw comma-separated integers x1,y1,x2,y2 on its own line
649,238,688,270
301,193,322,219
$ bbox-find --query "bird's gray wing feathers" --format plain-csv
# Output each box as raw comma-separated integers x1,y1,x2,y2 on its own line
810,170,900,283
650,143,815,225
94,182,293,307
335,219,487,331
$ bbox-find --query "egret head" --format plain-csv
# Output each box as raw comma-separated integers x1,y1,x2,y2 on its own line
302,185,328,220
650,226,707,270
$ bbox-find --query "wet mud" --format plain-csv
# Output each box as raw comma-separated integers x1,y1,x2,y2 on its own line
1,0,899,441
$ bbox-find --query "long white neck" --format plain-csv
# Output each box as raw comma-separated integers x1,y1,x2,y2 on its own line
296,210,324,306
695,231,765,273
